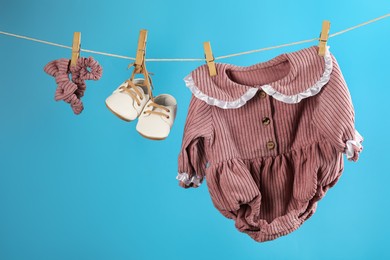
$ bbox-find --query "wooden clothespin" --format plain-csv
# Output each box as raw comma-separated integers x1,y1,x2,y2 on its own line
204,41,217,77
133,29,148,74
70,32,81,67
318,20,330,56
130,29,148,79
129,29,153,99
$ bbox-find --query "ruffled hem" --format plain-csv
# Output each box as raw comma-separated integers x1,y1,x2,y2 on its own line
345,129,364,162
176,172,203,187
261,46,333,104
184,74,258,109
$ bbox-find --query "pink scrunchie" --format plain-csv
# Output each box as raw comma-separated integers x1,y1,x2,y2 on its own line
44,57,103,114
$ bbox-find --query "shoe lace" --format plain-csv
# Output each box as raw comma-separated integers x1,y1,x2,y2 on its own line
143,102,170,119
119,80,145,106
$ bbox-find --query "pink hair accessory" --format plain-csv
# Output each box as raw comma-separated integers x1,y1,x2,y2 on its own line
44,56,103,114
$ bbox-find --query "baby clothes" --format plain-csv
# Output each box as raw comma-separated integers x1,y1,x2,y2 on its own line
176,45,363,242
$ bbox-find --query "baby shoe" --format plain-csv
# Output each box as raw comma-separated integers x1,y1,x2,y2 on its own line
105,78,150,121
136,94,177,140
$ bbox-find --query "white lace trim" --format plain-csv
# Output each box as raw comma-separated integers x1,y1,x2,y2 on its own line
185,46,333,107
184,74,258,109
261,46,333,104
176,172,202,186
345,129,364,160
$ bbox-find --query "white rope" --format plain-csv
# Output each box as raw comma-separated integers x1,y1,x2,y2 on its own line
329,13,390,37
0,31,136,60
1,13,389,62
215,38,319,60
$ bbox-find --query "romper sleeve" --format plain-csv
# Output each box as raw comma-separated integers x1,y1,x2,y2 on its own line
312,52,363,162
176,94,214,188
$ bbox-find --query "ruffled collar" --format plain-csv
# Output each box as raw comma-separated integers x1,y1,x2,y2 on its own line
184,45,333,109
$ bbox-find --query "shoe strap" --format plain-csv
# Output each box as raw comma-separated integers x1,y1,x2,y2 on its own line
119,80,144,105
143,102,170,118
128,61,154,101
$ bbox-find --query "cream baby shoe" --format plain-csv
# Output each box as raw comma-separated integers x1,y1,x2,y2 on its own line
105,78,150,121
136,94,177,140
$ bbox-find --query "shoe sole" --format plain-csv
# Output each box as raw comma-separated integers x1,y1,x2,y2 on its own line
105,102,134,122
136,130,167,141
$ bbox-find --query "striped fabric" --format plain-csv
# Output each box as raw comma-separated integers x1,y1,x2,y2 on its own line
44,57,103,115
177,45,363,242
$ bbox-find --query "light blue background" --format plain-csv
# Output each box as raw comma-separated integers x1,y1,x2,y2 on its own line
1,1,389,259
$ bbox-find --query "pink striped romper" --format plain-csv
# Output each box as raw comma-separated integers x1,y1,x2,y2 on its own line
176,45,363,242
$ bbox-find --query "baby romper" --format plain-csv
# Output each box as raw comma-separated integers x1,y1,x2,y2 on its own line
176,45,363,242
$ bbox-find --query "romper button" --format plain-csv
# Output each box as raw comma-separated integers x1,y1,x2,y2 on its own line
259,90,267,99
266,141,275,150
262,117,270,125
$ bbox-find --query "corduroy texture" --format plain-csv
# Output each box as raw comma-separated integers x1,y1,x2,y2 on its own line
44,57,103,114
177,45,362,242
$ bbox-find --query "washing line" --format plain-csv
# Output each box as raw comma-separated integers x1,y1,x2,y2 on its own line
1,13,389,62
